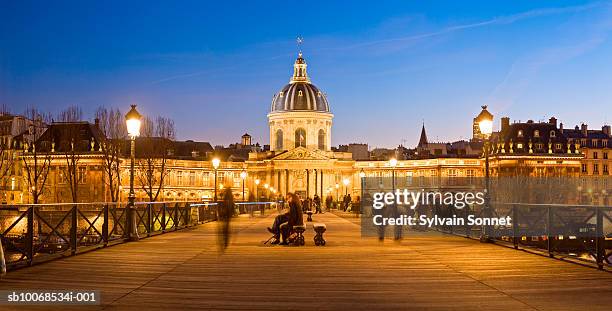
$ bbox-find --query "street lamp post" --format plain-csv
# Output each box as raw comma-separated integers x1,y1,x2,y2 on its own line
389,158,400,240
255,178,260,202
478,116,494,243
212,158,220,201
335,183,340,209
125,105,142,241
264,183,269,200
359,169,366,209
343,178,349,196
240,170,247,201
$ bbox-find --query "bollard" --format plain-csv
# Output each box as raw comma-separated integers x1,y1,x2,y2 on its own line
0,238,7,277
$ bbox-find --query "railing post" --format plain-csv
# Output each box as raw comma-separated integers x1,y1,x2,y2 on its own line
103,204,109,246
147,203,152,236
512,204,519,249
596,207,604,269
547,205,553,258
162,203,166,232
71,205,77,255
26,206,34,266
174,203,180,230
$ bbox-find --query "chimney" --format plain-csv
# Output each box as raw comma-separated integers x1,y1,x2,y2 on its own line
501,117,510,133
581,123,588,136
94,118,100,128
559,122,564,134
603,125,611,137
549,117,557,127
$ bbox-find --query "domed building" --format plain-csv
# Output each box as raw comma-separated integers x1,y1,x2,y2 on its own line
268,52,333,151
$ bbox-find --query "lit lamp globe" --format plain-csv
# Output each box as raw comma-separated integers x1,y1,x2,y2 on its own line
478,119,493,138
343,178,349,186
264,184,269,189
240,171,247,179
212,158,220,169
389,158,398,167
255,179,260,186
335,183,339,189
125,105,142,138
359,170,366,178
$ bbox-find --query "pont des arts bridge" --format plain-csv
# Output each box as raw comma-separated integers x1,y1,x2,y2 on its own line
0,201,611,310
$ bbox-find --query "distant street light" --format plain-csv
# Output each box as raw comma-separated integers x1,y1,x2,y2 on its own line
478,110,494,243
125,104,141,241
212,158,220,201
240,170,247,201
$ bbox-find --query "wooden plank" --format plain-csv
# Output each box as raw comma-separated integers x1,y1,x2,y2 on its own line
0,212,610,310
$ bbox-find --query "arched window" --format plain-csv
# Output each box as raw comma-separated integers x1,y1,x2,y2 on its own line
318,129,325,150
295,128,306,148
275,129,283,151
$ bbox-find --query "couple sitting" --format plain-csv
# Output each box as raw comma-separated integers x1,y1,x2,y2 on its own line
267,192,303,245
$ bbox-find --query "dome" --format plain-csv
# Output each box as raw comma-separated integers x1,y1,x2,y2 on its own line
270,53,330,113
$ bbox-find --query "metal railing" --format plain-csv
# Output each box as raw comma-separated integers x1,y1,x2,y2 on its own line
0,200,278,271
419,202,612,269
0,201,218,270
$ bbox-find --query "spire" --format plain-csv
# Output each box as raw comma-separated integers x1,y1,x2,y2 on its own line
290,52,310,83
418,122,428,147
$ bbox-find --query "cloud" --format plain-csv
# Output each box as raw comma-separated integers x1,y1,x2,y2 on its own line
319,2,604,52
150,2,605,84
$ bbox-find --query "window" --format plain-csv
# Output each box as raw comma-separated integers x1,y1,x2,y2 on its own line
555,143,562,150
593,152,598,159
275,129,283,151
202,172,210,186
295,128,306,148
447,169,457,177
189,171,195,186
550,131,556,138
318,129,325,150
466,169,475,178
517,130,523,137
604,152,608,160
536,143,544,150
298,90,303,96
593,164,599,175
233,174,241,188
279,91,284,96
603,165,609,174
218,172,225,185
78,167,86,184
603,140,608,148
177,171,183,186
516,143,523,149
582,164,587,173
592,139,598,147
534,130,540,137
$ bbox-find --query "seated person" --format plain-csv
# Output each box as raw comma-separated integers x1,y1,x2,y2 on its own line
267,192,303,245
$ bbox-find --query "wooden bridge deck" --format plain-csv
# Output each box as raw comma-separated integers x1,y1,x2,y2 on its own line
1,211,611,310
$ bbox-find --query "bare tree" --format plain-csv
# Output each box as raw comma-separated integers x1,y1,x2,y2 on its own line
57,105,83,122
23,106,52,124
0,139,14,202
61,137,82,203
137,116,175,202
22,127,51,204
0,103,10,116
95,107,127,202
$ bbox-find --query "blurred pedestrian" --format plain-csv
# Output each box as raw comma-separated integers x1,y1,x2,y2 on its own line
217,187,234,252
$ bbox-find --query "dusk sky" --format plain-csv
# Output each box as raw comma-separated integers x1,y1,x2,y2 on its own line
1,0,611,148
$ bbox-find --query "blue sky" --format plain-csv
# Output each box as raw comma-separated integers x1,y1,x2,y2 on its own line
1,0,611,148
